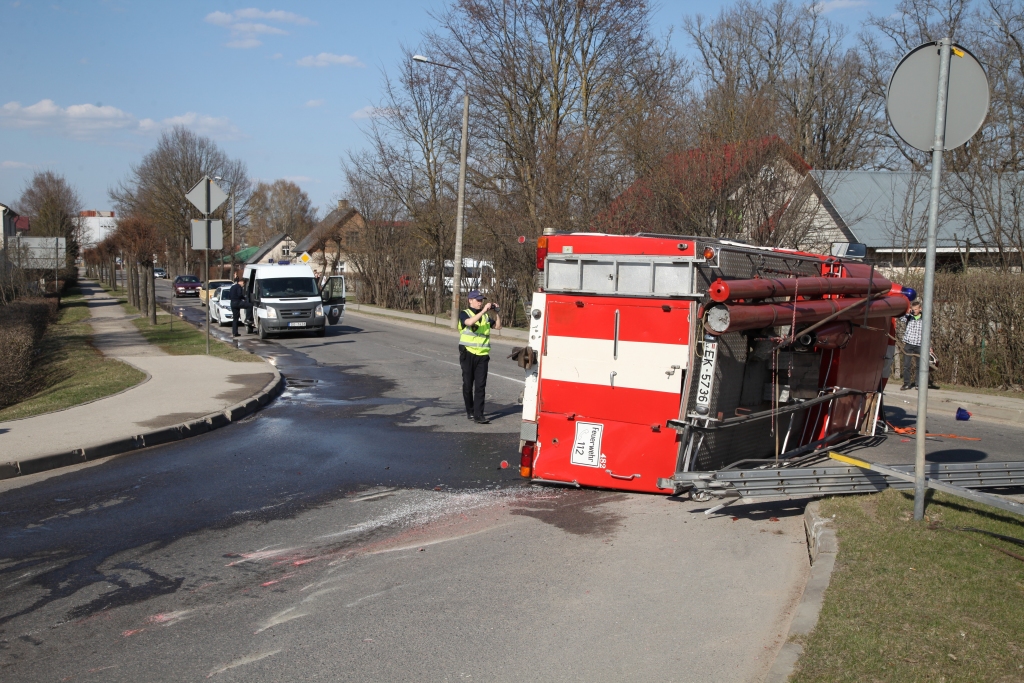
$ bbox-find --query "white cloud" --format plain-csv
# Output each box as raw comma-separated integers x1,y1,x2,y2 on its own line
1,160,32,169
1,99,136,137
205,8,313,49
234,8,313,25
283,175,315,183
297,52,364,68
1,99,241,140
139,112,242,139
350,106,391,120
305,99,325,108
813,0,870,12
271,53,283,59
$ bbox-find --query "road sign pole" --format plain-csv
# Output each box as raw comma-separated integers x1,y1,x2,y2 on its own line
205,181,211,355
914,37,952,522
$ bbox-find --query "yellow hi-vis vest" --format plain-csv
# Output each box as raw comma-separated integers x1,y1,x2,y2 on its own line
458,308,491,356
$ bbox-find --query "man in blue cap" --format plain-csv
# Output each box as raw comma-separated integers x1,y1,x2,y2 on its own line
458,290,501,424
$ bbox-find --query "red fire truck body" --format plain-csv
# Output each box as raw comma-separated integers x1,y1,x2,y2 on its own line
518,233,911,494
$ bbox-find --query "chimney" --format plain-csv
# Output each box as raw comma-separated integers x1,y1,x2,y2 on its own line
337,199,351,213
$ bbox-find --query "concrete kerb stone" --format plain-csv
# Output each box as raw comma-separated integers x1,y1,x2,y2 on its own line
0,368,284,481
764,500,838,683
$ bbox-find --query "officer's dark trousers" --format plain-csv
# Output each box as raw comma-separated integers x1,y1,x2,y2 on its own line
231,305,242,336
459,345,489,419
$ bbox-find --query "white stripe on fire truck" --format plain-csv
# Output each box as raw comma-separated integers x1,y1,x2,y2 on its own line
541,336,689,394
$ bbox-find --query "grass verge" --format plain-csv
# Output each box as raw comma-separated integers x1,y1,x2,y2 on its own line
791,488,1024,683
0,287,146,421
131,310,262,362
96,279,260,362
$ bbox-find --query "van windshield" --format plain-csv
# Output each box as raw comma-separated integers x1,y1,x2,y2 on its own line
258,277,319,298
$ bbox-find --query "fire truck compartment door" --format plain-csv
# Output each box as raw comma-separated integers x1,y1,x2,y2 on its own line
539,298,690,424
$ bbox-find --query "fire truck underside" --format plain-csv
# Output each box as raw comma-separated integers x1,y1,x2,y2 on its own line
521,234,912,496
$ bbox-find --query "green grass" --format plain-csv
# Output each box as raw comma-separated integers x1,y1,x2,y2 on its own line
792,488,1024,683
94,278,259,362
0,287,147,421
131,310,262,362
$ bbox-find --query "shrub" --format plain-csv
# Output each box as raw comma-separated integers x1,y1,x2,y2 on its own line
898,271,1024,389
0,297,60,408
0,324,35,409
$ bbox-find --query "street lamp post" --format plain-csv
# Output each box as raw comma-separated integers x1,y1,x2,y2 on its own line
413,54,469,329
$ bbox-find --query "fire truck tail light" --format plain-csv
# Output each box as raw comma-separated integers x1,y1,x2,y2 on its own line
702,246,716,261
536,237,548,271
520,442,535,478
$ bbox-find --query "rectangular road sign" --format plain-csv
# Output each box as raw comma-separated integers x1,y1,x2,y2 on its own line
185,176,228,215
16,236,66,268
191,220,223,250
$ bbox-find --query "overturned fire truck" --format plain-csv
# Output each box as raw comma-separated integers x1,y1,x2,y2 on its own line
516,233,916,496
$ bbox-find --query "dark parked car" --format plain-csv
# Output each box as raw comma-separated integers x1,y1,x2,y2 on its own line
173,275,201,298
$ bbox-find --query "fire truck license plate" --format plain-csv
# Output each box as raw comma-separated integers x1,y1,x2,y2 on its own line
695,342,718,411
571,421,605,468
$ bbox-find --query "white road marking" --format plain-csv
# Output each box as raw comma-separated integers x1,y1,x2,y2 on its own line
207,649,281,677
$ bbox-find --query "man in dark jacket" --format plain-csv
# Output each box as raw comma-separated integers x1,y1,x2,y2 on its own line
226,275,247,337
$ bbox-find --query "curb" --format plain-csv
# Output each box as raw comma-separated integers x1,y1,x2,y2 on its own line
764,500,838,683
0,367,284,481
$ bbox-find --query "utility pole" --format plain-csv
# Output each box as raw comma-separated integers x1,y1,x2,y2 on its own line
412,54,470,328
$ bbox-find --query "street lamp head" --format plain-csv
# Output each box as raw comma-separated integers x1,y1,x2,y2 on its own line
412,55,429,63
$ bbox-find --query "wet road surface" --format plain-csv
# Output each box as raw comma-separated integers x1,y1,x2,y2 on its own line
1,282,1022,681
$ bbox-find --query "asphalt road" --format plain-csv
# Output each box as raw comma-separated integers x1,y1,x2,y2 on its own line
0,280,1020,682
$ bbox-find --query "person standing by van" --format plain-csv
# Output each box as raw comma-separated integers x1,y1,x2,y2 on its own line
459,291,501,424
226,275,246,337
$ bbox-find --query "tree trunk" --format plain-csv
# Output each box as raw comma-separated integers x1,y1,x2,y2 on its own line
139,263,149,317
148,263,157,324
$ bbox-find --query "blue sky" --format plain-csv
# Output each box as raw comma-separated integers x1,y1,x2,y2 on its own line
1,0,893,214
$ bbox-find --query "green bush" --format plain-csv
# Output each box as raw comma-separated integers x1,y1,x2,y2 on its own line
0,297,60,408
899,271,1024,389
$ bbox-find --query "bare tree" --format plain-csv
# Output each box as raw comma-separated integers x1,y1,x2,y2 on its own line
684,0,880,169
16,171,84,264
110,126,250,278
349,48,462,315
246,180,319,247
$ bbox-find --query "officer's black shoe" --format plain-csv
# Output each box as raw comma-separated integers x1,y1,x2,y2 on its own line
928,382,941,390
900,384,914,390
474,417,491,425
466,414,474,421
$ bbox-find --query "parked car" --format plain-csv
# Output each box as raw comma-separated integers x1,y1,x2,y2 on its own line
154,268,167,279
173,275,201,298
200,279,233,306
209,285,237,325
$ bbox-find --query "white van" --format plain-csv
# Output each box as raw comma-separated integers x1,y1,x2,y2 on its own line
242,264,345,339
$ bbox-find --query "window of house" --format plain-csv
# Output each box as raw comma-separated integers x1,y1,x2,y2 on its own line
282,245,291,256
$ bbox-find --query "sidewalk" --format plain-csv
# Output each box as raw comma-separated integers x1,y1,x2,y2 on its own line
884,385,1024,427
347,302,528,341
0,282,282,479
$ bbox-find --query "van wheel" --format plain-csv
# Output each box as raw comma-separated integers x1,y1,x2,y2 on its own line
258,319,269,340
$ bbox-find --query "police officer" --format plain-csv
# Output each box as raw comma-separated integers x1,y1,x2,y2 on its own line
226,275,246,337
459,290,501,424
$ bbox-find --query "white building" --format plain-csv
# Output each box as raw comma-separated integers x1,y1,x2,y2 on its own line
79,210,116,248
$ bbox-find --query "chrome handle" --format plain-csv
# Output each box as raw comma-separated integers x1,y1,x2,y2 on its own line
613,309,620,359
606,470,641,481
609,370,617,387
